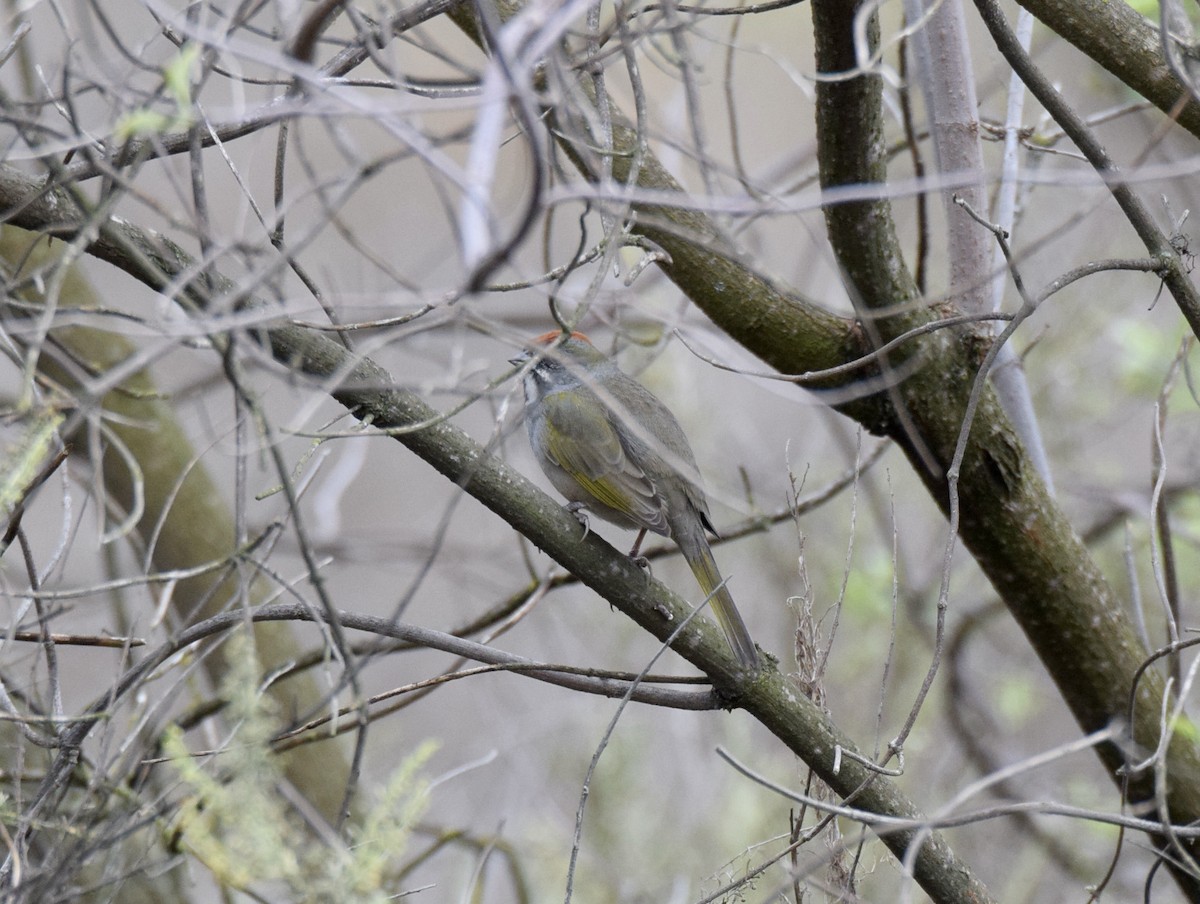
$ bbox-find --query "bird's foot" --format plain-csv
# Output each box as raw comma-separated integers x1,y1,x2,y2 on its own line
565,502,590,540
629,554,652,576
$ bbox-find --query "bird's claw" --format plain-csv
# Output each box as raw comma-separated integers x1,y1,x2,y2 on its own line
630,554,652,576
565,501,590,540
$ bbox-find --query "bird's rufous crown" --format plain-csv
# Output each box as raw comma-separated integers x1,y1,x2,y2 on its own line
531,330,591,346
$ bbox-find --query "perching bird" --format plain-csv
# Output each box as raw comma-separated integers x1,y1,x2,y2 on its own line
512,331,757,668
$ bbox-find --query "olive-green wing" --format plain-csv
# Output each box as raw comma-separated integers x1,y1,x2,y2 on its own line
539,390,667,532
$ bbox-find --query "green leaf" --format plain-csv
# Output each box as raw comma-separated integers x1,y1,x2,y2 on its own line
163,43,199,109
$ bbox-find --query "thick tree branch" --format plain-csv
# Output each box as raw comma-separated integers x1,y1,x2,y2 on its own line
811,1,1200,895
1016,0,1200,141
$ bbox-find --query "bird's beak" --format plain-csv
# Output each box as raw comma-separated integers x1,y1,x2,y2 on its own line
509,350,531,367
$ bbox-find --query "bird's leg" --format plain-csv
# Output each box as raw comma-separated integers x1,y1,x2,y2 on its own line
628,528,648,557
565,501,590,540
628,528,647,557
627,528,652,575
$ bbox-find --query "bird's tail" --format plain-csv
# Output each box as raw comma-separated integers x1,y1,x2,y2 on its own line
679,528,758,668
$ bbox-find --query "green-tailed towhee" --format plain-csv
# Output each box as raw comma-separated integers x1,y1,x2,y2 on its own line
511,330,758,668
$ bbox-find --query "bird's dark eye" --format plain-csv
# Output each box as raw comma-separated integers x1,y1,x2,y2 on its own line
529,356,570,392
